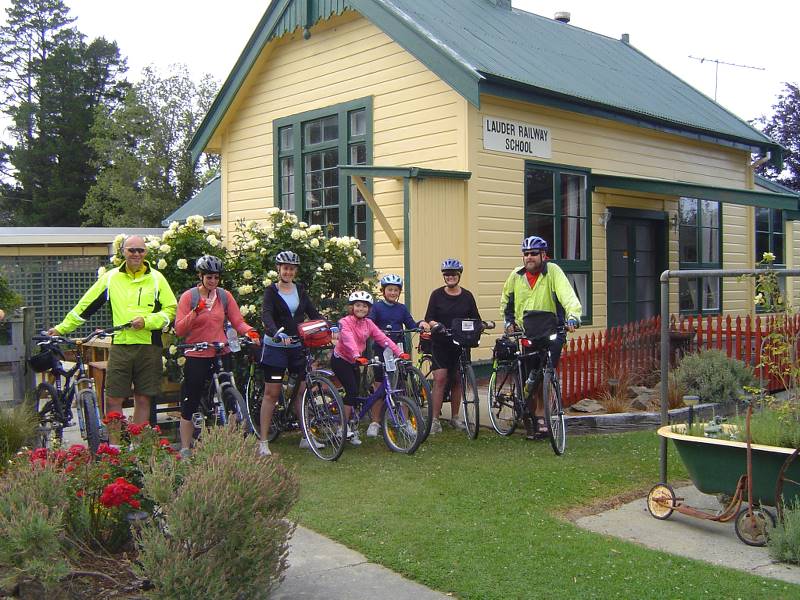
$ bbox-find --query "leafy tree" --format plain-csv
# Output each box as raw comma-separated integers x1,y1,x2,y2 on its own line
754,82,800,192
82,65,219,227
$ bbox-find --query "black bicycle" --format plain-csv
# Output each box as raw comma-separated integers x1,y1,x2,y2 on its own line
29,323,131,453
487,312,567,455
177,339,250,433
244,323,346,461
430,319,495,439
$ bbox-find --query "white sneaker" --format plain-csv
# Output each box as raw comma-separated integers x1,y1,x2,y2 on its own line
429,418,442,435
299,437,325,450
366,422,381,438
348,428,362,446
258,441,271,457
451,415,466,430
179,447,192,460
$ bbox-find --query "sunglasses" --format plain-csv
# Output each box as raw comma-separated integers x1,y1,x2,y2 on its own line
523,250,542,257
125,247,146,254
442,271,461,277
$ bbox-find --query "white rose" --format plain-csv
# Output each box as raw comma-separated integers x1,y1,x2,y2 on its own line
260,248,267,255
247,220,258,229
763,252,776,263
291,229,301,240
168,220,179,231
249,304,256,314
310,238,320,248
157,258,167,269
308,224,321,234
288,213,298,224
186,215,205,228
177,357,186,367
299,221,308,228
161,229,173,240
97,266,106,277
263,278,272,286
240,305,250,316
206,235,220,247
159,244,171,253
176,258,188,270
348,257,354,264
299,229,308,239
354,248,361,257
323,262,332,271
267,270,278,279
243,270,253,280
238,285,252,295
265,207,279,215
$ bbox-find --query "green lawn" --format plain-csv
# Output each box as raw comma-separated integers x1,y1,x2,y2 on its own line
271,428,799,599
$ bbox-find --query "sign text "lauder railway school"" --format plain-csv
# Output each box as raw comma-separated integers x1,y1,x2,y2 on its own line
483,116,552,158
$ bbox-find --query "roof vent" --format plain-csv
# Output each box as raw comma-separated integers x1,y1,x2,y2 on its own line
554,11,571,23
621,33,630,44
493,0,512,9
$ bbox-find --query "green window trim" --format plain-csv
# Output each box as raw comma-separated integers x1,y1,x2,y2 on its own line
754,207,786,313
273,96,374,260
678,197,722,316
524,161,592,323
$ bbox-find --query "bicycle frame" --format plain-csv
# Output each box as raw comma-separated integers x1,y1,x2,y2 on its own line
350,358,403,424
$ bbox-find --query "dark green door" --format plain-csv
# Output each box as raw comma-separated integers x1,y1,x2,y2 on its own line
607,217,664,327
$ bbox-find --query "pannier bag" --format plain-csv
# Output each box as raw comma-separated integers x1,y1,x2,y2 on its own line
451,319,483,348
28,348,59,373
493,337,518,361
522,310,559,342
297,320,332,347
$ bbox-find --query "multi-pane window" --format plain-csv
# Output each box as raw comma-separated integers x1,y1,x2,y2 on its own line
678,197,721,314
524,163,591,319
275,99,371,251
755,207,784,265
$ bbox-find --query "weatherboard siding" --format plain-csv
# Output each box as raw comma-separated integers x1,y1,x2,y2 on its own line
220,12,465,279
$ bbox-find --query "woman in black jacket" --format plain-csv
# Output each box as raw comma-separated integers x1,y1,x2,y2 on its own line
257,250,322,456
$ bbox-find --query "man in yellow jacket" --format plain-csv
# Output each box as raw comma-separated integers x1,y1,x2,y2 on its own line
499,235,582,438
49,235,177,424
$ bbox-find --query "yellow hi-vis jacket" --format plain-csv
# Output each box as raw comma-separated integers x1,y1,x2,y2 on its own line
55,261,177,346
499,261,582,329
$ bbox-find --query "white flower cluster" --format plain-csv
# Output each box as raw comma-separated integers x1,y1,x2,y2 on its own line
206,234,220,247
238,284,254,295
186,215,205,228
240,304,257,317
243,270,253,280
159,244,171,254
157,258,168,269
176,258,188,270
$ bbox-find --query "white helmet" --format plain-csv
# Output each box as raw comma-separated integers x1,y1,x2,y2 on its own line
380,274,403,288
348,290,374,305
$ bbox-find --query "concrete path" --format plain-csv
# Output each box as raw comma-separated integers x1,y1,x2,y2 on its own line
576,484,800,585
272,526,448,600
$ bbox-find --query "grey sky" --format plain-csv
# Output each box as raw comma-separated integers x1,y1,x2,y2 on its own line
1,0,798,131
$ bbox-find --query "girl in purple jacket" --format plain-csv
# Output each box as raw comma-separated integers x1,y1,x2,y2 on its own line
331,291,407,445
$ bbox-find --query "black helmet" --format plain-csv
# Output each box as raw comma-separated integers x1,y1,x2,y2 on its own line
275,250,300,265
196,254,223,274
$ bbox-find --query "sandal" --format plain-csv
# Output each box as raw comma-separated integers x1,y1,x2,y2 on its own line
535,417,549,436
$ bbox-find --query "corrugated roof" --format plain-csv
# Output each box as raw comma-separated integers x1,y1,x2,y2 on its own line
0,228,166,246
379,0,773,147
162,175,221,226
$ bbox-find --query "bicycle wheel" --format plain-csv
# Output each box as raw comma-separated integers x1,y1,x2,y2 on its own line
381,395,424,454
418,354,434,390
397,363,433,442
244,370,266,439
33,382,62,449
543,369,566,455
461,365,480,440
487,362,519,436
300,374,345,461
222,385,250,433
78,389,102,453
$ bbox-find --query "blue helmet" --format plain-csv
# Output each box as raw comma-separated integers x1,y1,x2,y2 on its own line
521,236,548,252
380,274,403,288
441,258,463,273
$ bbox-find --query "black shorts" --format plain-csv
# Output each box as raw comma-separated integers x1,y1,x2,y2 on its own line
431,340,466,373
522,334,565,376
260,345,304,383
180,355,231,420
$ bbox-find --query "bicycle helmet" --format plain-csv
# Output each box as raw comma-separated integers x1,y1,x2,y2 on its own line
196,254,223,274
348,290,374,305
440,258,463,273
380,274,403,288
521,236,548,252
275,250,300,265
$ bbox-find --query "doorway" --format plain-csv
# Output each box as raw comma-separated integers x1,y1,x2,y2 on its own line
606,211,667,327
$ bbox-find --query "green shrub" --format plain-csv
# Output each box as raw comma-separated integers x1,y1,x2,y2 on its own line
135,425,298,599
0,463,71,590
0,405,38,470
674,349,755,404
768,499,800,564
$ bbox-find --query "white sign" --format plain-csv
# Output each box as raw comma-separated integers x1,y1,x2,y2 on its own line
483,116,551,159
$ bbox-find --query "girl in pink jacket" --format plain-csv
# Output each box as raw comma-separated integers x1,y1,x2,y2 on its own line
331,291,407,445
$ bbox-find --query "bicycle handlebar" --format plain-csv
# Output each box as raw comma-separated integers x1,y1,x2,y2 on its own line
33,322,133,346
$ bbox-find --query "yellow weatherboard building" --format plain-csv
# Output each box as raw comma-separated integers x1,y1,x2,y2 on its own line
189,0,799,362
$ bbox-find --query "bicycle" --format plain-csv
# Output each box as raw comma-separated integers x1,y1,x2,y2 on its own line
245,321,346,461
347,354,425,454
429,319,495,440
176,339,249,433
29,323,131,453
486,311,568,455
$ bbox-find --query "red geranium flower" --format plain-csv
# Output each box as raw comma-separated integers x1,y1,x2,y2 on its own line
99,477,141,509
76,489,85,498
96,442,120,456
158,438,171,447
152,425,161,434
127,422,145,436
29,447,48,461
102,411,125,425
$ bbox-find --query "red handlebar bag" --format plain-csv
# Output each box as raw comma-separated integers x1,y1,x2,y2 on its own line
297,320,331,348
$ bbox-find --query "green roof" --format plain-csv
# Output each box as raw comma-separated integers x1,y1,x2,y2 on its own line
191,0,780,163
162,175,221,226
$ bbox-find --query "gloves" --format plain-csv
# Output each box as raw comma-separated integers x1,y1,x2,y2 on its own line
356,356,369,365
398,353,410,361
567,318,579,329
246,330,260,341
194,298,207,313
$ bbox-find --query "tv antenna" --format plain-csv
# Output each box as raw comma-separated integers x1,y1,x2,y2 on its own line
688,56,765,101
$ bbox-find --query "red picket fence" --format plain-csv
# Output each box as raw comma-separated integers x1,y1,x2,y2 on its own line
557,313,800,405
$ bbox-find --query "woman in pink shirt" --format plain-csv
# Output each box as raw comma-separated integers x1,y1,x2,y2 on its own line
174,255,260,457
331,291,407,446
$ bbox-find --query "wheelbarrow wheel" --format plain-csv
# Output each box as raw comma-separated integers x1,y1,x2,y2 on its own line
647,484,676,520
775,447,800,523
734,507,775,547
